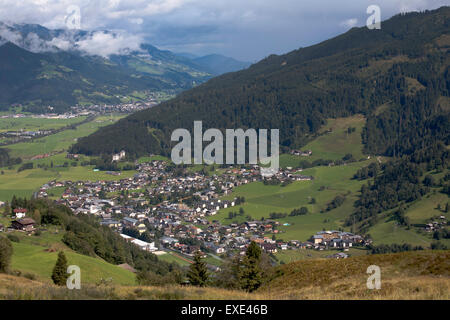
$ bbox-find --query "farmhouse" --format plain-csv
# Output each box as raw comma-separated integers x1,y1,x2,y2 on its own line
100,219,122,228
12,218,36,232
122,217,146,234
112,150,126,162
13,208,28,219
261,243,277,253
326,252,349,259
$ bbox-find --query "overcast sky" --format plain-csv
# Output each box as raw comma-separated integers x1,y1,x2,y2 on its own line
0,0,447,61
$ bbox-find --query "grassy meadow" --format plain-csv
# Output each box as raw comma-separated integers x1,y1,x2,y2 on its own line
4,227,136,286
0,116,87,133
2,115,125,159
279,115,367,168
0,164,137,201
0,114,136,202
209,161,370,241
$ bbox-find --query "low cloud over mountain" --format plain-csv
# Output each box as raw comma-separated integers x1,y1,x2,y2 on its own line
0,22,145,57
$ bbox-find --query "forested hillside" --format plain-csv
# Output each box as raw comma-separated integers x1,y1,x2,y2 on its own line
5,197,182,283
0,22,217,113
0,42,171,113
71,7,449,159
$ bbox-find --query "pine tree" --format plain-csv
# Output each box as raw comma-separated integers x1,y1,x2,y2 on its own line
239,241,263,292
0,237,13,273
11,195,18,211
187,251,209,287
52,251,69,286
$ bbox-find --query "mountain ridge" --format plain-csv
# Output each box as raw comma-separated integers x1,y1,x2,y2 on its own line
70,7,450,159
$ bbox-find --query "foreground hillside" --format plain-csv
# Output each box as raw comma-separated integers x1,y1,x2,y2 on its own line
0,250,448,300
260,250,450,299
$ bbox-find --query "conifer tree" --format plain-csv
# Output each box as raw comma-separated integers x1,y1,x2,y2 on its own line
239,241,263,292
52,251,69,286
0,237,13,273
187,251,209,287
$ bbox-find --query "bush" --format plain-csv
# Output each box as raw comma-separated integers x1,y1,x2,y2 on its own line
7,234,20,243
23,272,37,280
17,163,33,172
0,237,13,273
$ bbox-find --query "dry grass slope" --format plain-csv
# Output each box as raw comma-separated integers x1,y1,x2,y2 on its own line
0,251,448,300
259,250,450,299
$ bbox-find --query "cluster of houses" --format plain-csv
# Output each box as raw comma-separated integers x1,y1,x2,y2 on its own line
424,215,448,232
69,99,159,116
290,149,312,156
20,158,370,261
0,208,38,233
311,230,367,250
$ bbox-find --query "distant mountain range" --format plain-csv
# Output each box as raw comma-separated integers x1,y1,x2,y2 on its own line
71,7,450,159
0,22,250,112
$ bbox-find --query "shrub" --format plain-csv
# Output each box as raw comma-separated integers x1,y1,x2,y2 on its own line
23,272,37,280
7,234,20,243
0,237,13,273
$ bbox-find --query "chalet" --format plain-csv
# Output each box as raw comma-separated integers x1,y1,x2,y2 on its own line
326,252,348,259
299,242,314,249
161,236,179,246
66,153,80,160
100,219,122,228
12,218,36,232
112,150,126,162
123,217,139,227
261,243,277,253
312,234,323,244
205,242,226,254
122,217,146,234
13,208,27,219
185,245,201,255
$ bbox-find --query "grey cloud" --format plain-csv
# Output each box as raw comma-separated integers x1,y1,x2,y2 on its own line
0,0,447,60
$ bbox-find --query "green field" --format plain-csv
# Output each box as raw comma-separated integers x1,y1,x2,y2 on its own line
404,192,449,224
209,161,371,241
1,115,125,159
0,114,134,201
11,242,136,285
367,191,450,246
6,228,136,285
274,247,368,264
367,219,432,246
0,165,137,201
136,155,170,164
0,116,87,133
279,115,367,168
156,252,192,267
